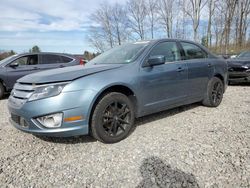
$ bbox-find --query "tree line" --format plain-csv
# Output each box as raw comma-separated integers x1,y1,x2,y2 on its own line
87,0,250,54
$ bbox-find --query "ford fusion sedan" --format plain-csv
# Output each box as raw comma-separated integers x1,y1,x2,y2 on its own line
0,52,82,99
8,39,228,143
227,51,250,83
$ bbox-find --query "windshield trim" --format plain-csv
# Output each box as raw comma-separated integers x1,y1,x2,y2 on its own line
0,55,17,67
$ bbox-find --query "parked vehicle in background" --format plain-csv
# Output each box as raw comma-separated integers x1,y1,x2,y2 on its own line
8,39,228,143
0,52,81,99
236,51,250,59
227,51,250,83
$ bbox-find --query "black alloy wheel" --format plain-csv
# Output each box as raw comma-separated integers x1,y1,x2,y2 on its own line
202,77,224,107
0,82,4,99
102,101,132,137
91,92,135,143
211,81,223,105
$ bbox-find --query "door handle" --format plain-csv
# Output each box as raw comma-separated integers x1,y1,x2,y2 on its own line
177,67,185,72
33,67,39,70
208,63,212,68
59,65,65,68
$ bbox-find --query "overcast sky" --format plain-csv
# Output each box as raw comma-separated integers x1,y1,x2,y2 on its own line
0,0,126,54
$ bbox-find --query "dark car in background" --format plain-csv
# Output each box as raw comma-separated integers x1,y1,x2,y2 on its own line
0,52,82,99
227,51,250,83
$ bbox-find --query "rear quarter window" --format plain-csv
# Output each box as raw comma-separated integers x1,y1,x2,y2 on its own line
61,56,73,63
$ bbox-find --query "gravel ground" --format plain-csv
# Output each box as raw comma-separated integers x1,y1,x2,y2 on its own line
0,85,249,188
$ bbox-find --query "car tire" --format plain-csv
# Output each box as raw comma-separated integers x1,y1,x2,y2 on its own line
91,92,135,143
202,77,224,107
0,82,4,99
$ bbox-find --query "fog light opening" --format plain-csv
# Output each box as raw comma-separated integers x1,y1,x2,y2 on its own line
37,113,63,128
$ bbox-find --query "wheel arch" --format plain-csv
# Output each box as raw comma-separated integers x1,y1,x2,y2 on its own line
88,84,138,127
0,78,6,92
213,73,226,92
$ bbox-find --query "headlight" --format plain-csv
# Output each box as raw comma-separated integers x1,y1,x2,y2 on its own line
242,64,250,69
28,82,69,101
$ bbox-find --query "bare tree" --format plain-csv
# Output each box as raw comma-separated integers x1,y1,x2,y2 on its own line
184,0,208,42
92,4,114,48
213,9,223,50
174,0,185,39
157,0,175,38
220,0,237,52
206,0,218,47
235,0,250,47
146,0,158,39
87,0,250,53
127,0,148,40
87,26,106,52
111,3,128,45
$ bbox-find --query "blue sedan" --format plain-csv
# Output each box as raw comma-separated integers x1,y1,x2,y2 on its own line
8,39,228,143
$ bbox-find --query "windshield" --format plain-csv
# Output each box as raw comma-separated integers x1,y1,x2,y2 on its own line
237,51,250,58
0,55,16,65
89,42,149,65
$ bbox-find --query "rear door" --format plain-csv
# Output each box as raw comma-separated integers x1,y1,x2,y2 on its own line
38,54,63,70
139,41,188,113
38,54,75,70
179,42,212,98
6,55,39,88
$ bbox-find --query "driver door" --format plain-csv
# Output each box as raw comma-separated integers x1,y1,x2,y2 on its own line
139,41,188,114
6,55,39,88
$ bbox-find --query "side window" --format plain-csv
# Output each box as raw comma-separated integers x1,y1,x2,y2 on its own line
181,42,208,60
41,55,62,64
10,55,38,66
61,56,73,63
149,42,181,62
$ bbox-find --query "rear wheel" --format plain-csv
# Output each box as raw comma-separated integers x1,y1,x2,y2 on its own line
202,77,224,107
0,82,4,99
91,92,135,143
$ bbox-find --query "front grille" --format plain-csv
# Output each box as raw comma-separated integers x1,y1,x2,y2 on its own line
11,83,35,100
9,83,35,108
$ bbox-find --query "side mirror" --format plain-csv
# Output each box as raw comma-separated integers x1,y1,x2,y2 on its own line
146,55,165,67
9,62,19,68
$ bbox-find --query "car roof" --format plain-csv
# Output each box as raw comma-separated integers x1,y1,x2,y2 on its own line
16,52,75,57
137,38,205,45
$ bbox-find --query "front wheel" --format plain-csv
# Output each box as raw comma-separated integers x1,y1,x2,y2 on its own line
91,92,135,143
202,77,224,107
0,82,4,99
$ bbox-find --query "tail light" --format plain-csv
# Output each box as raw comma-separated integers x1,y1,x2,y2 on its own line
80,58,85,65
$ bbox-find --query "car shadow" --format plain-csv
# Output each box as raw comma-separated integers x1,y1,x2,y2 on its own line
35,135,97,144
37,103,200,144
135,103,200,127
229,82,250,87
2,93,10,100
136,156,200,188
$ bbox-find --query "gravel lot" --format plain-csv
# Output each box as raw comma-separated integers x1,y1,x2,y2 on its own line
0,85,249,187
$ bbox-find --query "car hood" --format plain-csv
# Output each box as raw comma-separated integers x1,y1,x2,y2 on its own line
227,59,250,68
18,64,123,84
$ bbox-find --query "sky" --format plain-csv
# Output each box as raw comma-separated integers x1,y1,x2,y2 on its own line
0,0,126,54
